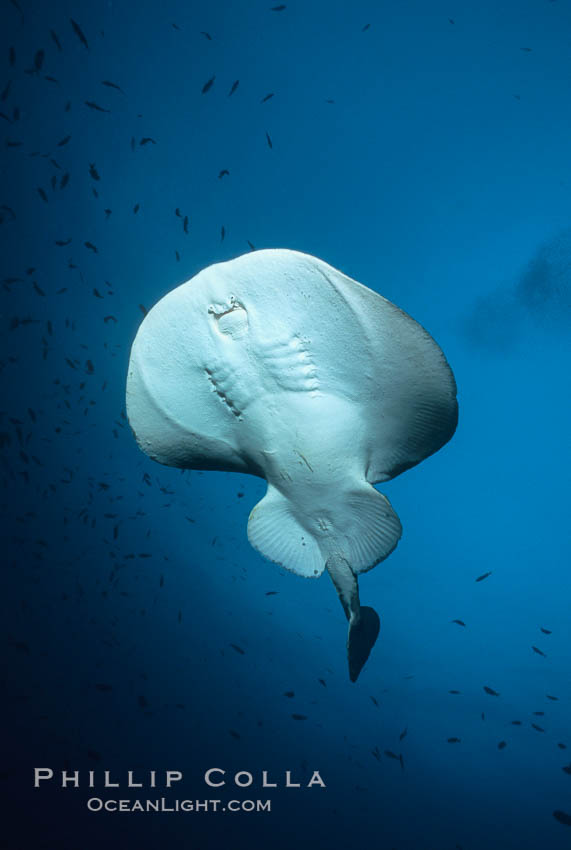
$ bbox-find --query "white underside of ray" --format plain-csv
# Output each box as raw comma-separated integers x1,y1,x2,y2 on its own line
126,249,458,679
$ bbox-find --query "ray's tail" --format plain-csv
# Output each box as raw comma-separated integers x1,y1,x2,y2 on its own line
325,553,381,682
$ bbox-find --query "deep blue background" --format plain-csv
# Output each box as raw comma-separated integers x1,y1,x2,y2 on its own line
1,1,570,848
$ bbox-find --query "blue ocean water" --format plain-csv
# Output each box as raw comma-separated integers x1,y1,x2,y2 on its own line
2,1,570,848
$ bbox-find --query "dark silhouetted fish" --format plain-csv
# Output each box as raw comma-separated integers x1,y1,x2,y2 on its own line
447,737,461,743
140,137,156,145
540,627,552,634
498,741,507,749
266,131,273,148
85,101,110,112
271,4,286,9
50,30,62,52
532,646,546,657
292,714,307,720
230,643,245,654
202,75,215,94
247,240,256,251
218,169,229,178
70,19,89,49
451,619,466,626
57,135,71,146
89,163,100,180
362,23,370,31
102,80,124,93
200,32,212,40
228,80,239,96
37,188,48,202
483,686,499,696
261,93,274,103
284,691,294,698
475,571,492,582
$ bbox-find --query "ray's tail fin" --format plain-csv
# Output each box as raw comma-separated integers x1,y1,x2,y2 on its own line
347,605,380,682
325,552,381,682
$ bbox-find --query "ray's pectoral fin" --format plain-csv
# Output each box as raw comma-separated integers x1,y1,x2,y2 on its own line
325,553,380,682
247,484,327,578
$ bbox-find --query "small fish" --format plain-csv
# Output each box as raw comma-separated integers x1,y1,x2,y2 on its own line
221,225,225,241
384,750,399,759
55,238,71,246
546,695,559,701
57,135,71,146
200,32,212,40
50,30,62,52
104,315,117,323
85,241,98,253
133,203,140,214
230,643,245,655
520,47,532,52
318,678,326,687
531,646,546,657
553,810,571,827
218,169,229,178
370,696,379,707
228,80,239,96
183,215,189,234
291,714,307,720
447,737,461,743
562,766,571,776
271,4,286,10
89,163,100,180
540,627,552,634
265,591,278,596
140,137,156,145
399,728,408,741
497,741,507,750
266,131,273,149
60,173,70,189
261,92,274,103
283,690,294,698
34,50,45,72
475,571,492,582
37,187,48,202
9,47,16,66
70,19,89,49
483,686,500,696
85,101,110,112
559,743,568,750
531,723,544,732
451,619,466,626
93,288,103,298
104,209,112,218
102,80,124,93
449,690,462,695
202,75,215,94
229,729,240,739
362,23,370,31
247,240,256,251
532,711,544,716
1,81,12,101
371,746,381,762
